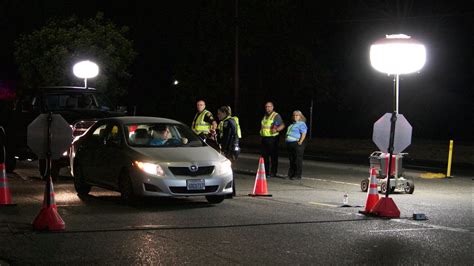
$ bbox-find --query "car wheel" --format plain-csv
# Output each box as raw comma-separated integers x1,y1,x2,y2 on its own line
73,164,91,195
119,170,135,202
206,195,225,204
380,182,387,194
360,179,369,192
381,182,395,194
404,182,415,194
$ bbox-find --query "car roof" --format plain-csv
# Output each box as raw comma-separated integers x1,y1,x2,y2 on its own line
102,116,183,125
37,86,97,91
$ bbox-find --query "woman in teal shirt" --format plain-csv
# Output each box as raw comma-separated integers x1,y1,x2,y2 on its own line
285,110,307,179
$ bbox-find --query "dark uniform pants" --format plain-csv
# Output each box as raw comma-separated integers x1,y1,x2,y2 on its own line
261,136,279,176
286,141,305,178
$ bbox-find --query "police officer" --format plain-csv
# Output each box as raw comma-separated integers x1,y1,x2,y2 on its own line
217,106,240,161
216,106,240,196
191,100,217,140
260,102,285,178
285,110,307,180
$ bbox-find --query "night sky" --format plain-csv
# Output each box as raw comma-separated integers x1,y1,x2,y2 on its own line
0,1,473,141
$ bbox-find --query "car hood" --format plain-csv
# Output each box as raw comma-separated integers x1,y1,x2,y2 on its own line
130,146,225,163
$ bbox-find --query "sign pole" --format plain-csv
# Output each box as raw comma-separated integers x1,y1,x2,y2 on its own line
385,111,397,198
46,112,52,207
32,112,66,231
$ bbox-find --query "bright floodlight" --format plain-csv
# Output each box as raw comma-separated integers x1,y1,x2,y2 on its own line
370,34,426,75
73,60,99,88
73,60,99,79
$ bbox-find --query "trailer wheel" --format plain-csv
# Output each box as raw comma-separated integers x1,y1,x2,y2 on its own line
404,182,415,194
360,179,369,192
381,182,395,194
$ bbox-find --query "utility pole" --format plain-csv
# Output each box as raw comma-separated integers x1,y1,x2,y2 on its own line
234,0,239,114
309,99,313,139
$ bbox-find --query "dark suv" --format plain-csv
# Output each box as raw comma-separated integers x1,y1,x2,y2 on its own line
3,86,125,179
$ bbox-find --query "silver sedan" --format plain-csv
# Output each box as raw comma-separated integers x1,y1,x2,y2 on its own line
70,116,233,204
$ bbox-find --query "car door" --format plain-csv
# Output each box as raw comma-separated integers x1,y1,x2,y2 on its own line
79,122,108,183
99,123,125,188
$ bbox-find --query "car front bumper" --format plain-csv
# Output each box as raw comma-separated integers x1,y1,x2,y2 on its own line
129,168,233,197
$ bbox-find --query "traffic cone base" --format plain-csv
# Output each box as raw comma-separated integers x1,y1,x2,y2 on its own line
249,157,272,197
248,193,272,197
370,197,400,218
0,163,15,206
32,177,65,231
360,168,379,215
32,207,65,231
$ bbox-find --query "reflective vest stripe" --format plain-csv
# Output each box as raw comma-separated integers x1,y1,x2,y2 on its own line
286,136,299,142
286,122,306,142
260,112,279,137
218,116,241,138
218,116,231,138
192,110,211,134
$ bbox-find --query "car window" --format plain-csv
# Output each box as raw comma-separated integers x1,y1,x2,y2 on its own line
43,92,111,111
90,124,108,145
106,124,122,144
125,123,204,147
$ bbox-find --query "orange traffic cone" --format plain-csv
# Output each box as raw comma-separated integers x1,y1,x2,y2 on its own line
0,162,15,206
32,176,65,231
359,168,379,215
248,157,272,197
1,126,15,206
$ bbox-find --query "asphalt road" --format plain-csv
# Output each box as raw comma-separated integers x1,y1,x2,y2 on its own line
0,154,472,265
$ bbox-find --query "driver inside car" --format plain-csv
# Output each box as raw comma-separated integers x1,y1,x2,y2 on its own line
149,124,171,146
149,125,189,146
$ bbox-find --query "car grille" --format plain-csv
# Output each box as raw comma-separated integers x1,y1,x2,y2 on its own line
169,185,219,194
73,120,97,137
168,166,215,177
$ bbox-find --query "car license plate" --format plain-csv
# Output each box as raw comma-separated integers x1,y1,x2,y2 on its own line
186,179,205,190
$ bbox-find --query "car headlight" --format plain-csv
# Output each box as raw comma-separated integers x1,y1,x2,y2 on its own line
134,161,165,176
215,159,232,176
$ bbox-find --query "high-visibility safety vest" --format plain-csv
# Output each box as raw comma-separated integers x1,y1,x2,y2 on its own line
260,112,279,137
192,110,211,134
286,122,303,142
218,116,242,138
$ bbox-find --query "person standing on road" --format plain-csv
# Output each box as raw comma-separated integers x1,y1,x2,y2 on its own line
285,110,307,180
216,106,240,196
260,102,285,178
191,100,218,147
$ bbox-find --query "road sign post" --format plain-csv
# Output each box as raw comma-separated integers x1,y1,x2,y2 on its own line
372,112,412,197
385,112,396,198
28,113,72,231
373,113,412,154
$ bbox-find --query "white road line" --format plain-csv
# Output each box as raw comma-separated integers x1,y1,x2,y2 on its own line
313,179,359,186
366,228,439,233
308,202,339,207
391,219,471,233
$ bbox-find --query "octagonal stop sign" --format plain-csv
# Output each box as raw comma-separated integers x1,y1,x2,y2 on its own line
373,113,412,154
27,114,73,160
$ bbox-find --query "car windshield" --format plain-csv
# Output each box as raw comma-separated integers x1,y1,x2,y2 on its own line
125,123,205,148
44,92,113,111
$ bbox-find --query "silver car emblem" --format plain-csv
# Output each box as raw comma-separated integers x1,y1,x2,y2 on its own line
189,165,199,172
